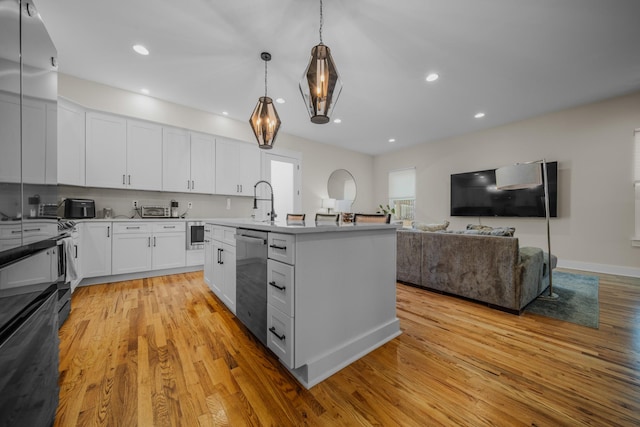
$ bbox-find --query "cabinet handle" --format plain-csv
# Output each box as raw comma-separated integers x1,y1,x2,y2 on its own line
219,248,224,264
163,225,176,229
240,184,243,193
74,245,78,259
107,226,110,238
269,327,285,341
187,180,191,190
216,248,220,264
11,230,22,234
153,236,156,247
122,174,126,185
268,281,286,291
24,228,41,232
269,244,287,251
192,180,195,190
126,226,140,230
148,237,151,247
128,175,131,185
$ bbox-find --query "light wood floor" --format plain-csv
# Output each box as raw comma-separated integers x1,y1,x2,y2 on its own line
55,270,640,426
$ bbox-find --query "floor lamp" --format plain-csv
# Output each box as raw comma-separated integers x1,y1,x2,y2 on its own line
495,160,558,300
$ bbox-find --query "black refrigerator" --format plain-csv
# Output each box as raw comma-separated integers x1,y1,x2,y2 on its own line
0,0,60,425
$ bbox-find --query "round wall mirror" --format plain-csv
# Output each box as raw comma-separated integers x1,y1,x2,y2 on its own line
327,169,357,201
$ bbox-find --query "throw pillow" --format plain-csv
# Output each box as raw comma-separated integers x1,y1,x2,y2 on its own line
416,220,450,232
465,224,516,237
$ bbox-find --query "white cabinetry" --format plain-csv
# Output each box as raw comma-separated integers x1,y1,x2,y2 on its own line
215,138,260,196
126,120,162,191
162,129,215,193
111,222,185,275
0,93,55,185
266,233,296,368
85,112,127,188
203,225,213,285
0,221,58,252
57,99,85,186
81,222,112,278
111,223,152,274
86,113,162,190
206,225,236,313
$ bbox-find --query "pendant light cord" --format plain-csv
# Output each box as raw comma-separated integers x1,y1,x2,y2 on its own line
264,59,268,98
319,0,323,44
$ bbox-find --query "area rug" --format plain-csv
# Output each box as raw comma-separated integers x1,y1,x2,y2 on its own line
525,271,599,328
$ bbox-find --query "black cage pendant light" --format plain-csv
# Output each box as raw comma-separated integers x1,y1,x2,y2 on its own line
249,52,281,149
299,0,343,124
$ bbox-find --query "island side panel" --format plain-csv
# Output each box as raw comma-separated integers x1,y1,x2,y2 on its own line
293,228,400,370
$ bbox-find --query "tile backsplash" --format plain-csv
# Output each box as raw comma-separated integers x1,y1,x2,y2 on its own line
58,185,253,219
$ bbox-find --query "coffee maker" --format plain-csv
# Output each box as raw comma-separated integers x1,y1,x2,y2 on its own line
170,200,179,218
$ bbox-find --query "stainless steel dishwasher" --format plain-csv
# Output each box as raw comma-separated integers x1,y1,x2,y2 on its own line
235,228,268,346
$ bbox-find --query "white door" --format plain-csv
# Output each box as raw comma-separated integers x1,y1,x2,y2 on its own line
81,222,112,278
152,232,186,270
112,232,152,274
262,150,302,221
190,132,215,194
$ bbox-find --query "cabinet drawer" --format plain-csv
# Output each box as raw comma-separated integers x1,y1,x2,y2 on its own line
267,304,294,369
212,225,236,246
113,222,151,234
152,222,185,233
268,233,295,265
267,259,294,316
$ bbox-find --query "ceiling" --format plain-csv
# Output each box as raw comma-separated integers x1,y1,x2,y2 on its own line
36,0,640,156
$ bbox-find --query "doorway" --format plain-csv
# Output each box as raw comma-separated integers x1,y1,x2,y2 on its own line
260,150,302,222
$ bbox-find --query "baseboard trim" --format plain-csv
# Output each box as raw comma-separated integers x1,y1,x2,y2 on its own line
557,260,640,278
78,265,203,287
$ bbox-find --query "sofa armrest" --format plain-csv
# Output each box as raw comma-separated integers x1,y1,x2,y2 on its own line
518,247,544,308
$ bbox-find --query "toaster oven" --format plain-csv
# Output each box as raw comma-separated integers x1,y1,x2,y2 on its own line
141,206,169,218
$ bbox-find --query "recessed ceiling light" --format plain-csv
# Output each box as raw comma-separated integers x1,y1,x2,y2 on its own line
275,98,285,104
388,138,396,143
140,88,149,95
133,44,149,56
222,111,229,116
474,112,486,119
333,118,342,124
426,73,439,82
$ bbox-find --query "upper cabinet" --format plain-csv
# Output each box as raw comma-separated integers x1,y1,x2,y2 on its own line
85,112,162,190
162,129,215,194
85,112,127,188
215,137,260,196
57,99,85,186
126,119,162,191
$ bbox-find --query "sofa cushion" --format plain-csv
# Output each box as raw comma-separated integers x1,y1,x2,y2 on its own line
415,220,450,232
465,224,516,237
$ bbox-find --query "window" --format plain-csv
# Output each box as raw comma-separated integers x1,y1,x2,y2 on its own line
388,168,415,221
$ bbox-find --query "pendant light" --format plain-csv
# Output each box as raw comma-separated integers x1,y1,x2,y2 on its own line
299,0,343,124
249,52,281,149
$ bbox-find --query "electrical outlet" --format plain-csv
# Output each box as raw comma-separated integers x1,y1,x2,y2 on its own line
226,198,231,210
132,200,138,208
187,202,193,209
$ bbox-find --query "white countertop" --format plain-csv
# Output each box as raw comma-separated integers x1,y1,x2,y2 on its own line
206,218,399,234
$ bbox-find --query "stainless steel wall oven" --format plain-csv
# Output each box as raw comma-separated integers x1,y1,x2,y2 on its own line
186,221,205,250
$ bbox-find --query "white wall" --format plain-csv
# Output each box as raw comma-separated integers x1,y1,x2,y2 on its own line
58,74,374,220
374,91,640,276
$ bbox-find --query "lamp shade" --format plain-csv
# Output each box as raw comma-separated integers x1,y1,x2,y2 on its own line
321,198,336,209
495,163,542,190
299,44,343,124
249,96,280,149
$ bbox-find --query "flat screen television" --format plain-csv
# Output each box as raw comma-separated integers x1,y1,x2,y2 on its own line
450,162,557,217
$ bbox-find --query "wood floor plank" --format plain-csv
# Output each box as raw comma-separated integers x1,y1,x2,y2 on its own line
55,270,640,426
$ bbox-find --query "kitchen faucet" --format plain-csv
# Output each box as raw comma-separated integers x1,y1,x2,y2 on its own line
253,180,277,222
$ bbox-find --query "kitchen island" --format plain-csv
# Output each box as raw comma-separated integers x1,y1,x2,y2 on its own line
206,219,401,388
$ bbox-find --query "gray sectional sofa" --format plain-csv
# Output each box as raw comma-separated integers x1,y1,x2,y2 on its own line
397,229,547,313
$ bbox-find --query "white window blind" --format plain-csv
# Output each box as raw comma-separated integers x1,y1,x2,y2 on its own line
389,168,416,199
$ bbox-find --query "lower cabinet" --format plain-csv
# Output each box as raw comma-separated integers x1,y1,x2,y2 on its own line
112,222,185,275
266,234,296,368
206,225,236,314
81,222,112,278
